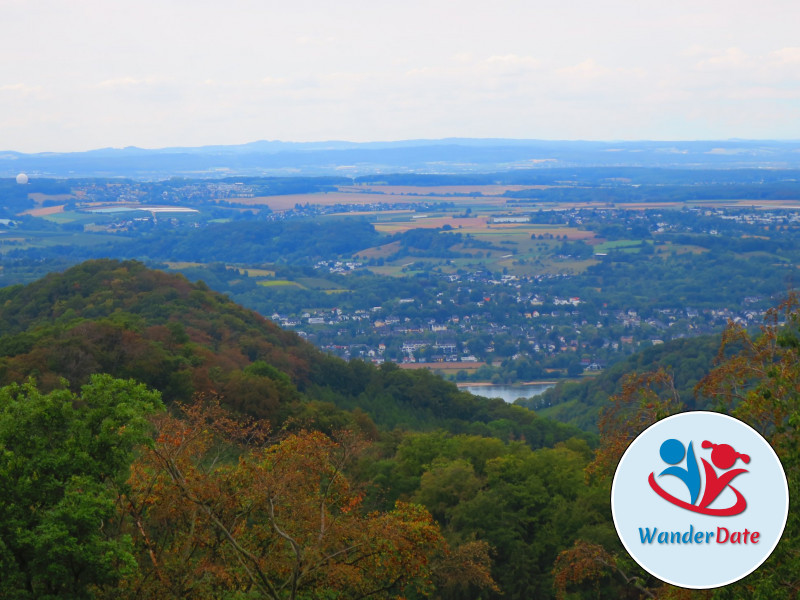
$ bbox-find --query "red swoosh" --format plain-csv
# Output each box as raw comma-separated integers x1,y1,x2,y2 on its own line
648,472,747,516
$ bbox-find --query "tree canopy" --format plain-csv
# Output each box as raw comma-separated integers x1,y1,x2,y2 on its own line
0,375,163,599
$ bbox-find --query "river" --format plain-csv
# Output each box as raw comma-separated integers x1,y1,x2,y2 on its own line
459,383,555,404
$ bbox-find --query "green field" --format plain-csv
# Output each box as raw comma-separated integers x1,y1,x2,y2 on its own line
42,212,86,224
296,277,348,290
593,239,646,253
0,229,123,253
256,280,306,288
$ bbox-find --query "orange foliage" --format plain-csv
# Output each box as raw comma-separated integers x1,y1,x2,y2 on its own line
586,368,683,483
697,295,800,449
552,540,619,599
557,299,800,600
115,396,450,600
431,539,499,596
552,540,709,600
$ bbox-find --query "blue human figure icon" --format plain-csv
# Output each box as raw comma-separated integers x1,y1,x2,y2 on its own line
658,438,701,505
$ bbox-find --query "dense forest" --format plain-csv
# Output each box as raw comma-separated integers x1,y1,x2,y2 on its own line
1,260,799,598
522,335,723,431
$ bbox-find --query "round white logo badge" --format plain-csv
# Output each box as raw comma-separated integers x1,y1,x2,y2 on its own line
611,411,789,589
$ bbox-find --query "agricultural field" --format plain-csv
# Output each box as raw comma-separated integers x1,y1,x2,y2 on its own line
230,191,457,211
237,267,276,277
23,205,66,217
593,239,645,253
399,362,487,376
12,177,800,287
372,216,488,233
257,280,305,289
165,261,206,269
355,207,604,277
337,184,551,195
0,229,121,253
5,171,800,391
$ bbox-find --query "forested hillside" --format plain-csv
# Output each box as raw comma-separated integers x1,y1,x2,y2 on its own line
1,260,798,599
0,259,584,445
523,335,723,431
0,259,315,416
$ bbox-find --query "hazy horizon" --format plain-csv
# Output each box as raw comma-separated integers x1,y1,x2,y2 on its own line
3,0,800,154
5,136,800,157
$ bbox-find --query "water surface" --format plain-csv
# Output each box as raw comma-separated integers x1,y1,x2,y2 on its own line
460,383,555,404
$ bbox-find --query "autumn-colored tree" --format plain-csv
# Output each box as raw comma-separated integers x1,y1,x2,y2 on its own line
586,368,683,483
114,397,456,599
430,539,498,599
554,369,685,599
555,297,800,599
695,297,800,597
553,540,651,600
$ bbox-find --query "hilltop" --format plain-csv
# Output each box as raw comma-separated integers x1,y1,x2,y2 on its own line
0,259,585,446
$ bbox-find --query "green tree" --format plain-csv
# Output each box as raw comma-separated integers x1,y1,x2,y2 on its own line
555,298,800,598
0,375,163,599
118,397,495,599
413,458,482,523
447,440,603,598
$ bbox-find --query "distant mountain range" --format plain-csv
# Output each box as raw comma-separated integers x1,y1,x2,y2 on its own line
3,138,800,179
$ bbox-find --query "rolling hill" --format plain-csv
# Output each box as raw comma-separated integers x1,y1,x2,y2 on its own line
0,259,587,446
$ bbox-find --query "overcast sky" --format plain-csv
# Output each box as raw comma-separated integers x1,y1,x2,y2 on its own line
2,0,800,152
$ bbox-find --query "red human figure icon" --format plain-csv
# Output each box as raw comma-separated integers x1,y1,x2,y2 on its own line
698,441,750,510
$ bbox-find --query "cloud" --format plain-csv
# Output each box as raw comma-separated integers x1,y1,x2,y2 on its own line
401,53,542,88
0,83,42,95
95,77,157,89
557,59,611,79
295,35,337,46
770,47,800,65
694,47,752,70
680,47,800,103
481,54,541,70
728,86,800,101
260,77,289,86
4,1,800,150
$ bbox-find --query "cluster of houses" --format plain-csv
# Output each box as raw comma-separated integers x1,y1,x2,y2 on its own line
266,267,769,369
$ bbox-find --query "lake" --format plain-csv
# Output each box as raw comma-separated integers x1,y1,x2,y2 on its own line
459,383,555,404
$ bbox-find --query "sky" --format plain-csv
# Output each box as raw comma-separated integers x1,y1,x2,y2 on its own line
2,0,800,153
